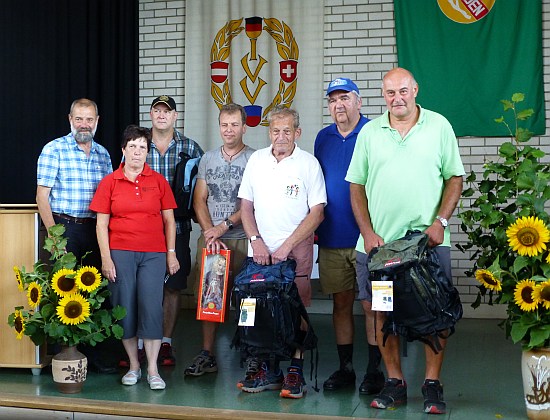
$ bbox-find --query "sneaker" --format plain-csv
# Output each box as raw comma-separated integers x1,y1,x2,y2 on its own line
323,368,356,390
422,379,446,414
280,367,307,399
118,348,146,368
184,350,218,376
359,370,385,395
236,357,262,389
370,378,407,409
158,343,176,366
241,362,284,393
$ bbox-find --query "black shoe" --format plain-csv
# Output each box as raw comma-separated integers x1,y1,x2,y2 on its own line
359,370,385,395
323,369,356,390
88,360,117,374
370,378,407,409
422,379,446,414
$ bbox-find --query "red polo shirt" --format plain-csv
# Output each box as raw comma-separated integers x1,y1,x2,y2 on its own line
90,163,177,252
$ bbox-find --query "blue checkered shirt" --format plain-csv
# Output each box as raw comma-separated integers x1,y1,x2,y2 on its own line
146,129,204,232
37,133,113,218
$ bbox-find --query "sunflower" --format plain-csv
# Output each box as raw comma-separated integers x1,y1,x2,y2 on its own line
14,266,23,291
533,280,550,310
75,266,102,292
506,216,550,257
26,282,42,309
13,309,25,339
51,268,77,296
475,269,502,291
56,293,90,325
514,279,539,312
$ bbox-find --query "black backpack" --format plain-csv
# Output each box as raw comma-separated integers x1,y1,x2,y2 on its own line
171,151,200,220
231,258,318,389
367,230,463,353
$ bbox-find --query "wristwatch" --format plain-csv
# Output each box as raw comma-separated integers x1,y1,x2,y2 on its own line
436,215,448,228
224,218,234,230
250,235,262,243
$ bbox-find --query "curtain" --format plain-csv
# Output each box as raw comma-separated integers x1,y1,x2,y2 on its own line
0,0,138,203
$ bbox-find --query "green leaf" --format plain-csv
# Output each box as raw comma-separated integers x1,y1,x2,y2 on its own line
499,142,516,158
501,99,514,110
462,188,475,198
517,127,533,143
511,93,525,103
517,108,534,121
510,321,529,343
513,256,530,274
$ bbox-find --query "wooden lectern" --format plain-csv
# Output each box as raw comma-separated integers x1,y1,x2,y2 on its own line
0,205,49,375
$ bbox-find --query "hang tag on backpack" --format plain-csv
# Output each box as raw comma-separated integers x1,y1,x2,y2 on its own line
238,298,256,326
372,281,394,311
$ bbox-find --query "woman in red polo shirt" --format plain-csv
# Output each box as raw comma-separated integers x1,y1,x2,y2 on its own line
91,125,180,391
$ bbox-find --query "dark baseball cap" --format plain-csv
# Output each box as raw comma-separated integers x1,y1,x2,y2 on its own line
151,95,176,110
326,78,360,96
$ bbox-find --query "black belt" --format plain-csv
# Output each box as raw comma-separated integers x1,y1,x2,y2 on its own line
53,213,95,224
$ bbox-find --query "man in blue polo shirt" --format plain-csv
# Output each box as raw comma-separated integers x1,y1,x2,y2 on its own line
314,78,384,394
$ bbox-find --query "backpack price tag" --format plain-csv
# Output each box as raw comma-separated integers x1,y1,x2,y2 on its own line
238,298,256,326
372,281,393,311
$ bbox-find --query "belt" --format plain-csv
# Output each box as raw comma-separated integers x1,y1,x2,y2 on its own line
52,213,95,224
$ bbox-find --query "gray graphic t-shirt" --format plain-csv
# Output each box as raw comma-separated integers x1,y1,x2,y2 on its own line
197,145,255,239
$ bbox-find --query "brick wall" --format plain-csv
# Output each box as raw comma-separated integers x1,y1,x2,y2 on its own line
138,0,550,317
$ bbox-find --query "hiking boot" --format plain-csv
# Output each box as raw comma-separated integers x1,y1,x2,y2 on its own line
241,363,284,393
422,379,446,414
323,368,356,390
236,357,262,389
158,343,176,367
118,348,147,368
184,350,218,376
359,370,385,395
370,378,407,409
280,367,307,399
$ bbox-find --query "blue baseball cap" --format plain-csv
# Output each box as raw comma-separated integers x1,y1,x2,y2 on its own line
326,77,360,96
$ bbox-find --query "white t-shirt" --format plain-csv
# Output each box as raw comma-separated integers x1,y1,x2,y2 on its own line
238,145,327,255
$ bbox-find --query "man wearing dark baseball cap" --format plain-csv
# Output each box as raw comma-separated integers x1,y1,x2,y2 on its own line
151,95,177,111
314,77,384,395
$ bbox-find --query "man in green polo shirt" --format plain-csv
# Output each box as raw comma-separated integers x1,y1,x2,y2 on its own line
346,67,464,415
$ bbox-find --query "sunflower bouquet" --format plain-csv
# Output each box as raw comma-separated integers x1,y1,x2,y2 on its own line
7,224,126,347
458,93,550,350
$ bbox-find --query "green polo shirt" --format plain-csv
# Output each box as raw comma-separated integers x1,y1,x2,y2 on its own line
345,106,465,252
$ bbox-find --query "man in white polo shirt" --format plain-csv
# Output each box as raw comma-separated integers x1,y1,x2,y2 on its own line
238,105,327,399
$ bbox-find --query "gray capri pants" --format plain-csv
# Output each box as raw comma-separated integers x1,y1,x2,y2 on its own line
109,250,166,339
356,245,452,301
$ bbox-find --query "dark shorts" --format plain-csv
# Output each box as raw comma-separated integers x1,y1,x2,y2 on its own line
356,246,452,301
109,250,165,339
164,230,191,291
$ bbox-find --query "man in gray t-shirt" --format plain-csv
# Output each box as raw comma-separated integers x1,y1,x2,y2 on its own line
184,103,255,377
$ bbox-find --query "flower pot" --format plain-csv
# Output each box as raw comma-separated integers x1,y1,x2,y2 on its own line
51,345,87,394
521,347,550,419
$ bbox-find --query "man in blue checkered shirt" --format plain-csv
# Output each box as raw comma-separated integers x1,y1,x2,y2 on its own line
36,98,115,374
147,95,204,367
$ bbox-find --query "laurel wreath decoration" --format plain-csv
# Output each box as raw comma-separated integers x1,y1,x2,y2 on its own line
210,17,299,122
210,19,243,109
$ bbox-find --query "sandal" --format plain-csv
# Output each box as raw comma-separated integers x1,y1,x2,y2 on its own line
147,374,166,390
121,369,141,386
